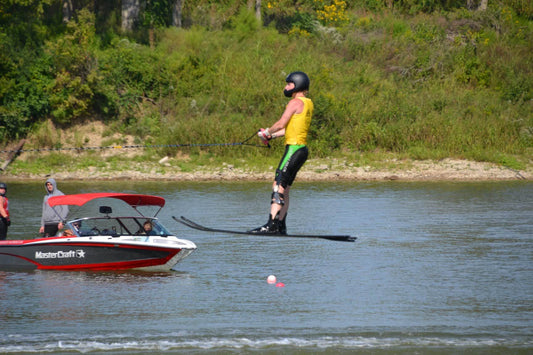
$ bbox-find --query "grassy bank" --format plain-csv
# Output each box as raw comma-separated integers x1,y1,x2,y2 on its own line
3,120,530,181
1,3,532,175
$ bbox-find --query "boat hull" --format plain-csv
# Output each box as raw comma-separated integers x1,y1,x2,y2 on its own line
0,237,196,271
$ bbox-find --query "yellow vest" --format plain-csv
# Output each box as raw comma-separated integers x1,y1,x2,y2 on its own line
285,97,313,145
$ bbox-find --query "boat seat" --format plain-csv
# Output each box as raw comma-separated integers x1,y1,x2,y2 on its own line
100,229,118,236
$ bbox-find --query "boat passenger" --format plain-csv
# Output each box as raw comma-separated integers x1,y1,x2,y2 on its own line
39,178,69,237
61,220,81,237
0,182,10,240
62,228,76,236
72,220,81,231
142,221,156,236
249,71,313,235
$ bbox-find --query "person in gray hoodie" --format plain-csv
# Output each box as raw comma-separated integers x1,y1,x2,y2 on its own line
39,178,69,237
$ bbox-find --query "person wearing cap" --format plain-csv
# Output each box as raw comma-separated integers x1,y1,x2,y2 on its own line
249,71,313,235
39,178,68,237
0,182,10,240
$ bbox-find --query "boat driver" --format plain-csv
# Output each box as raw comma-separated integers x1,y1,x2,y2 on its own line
143,221,156,236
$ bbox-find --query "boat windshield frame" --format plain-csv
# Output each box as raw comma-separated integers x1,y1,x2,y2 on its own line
65,217,173,238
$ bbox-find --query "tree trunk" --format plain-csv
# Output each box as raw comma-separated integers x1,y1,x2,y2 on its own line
0,139,25,171
255,0,261,21
149,28,155,48
121,0,140,32
172,0,183,27
247,0,261,20
62,0,73,23
478,0,488,11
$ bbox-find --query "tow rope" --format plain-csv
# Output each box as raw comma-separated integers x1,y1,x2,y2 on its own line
0,132,267,154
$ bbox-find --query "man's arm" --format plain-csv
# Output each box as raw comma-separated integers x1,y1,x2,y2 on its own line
269,98,303,134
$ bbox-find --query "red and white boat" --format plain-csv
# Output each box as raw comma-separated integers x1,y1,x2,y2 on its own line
0,193,196,271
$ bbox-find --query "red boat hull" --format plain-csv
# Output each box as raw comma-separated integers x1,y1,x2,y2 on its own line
0,238,186,271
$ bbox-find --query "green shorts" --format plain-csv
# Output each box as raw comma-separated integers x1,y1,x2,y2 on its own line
275,145,308,188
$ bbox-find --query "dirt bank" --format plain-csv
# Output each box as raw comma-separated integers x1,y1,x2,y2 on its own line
3,158,530,182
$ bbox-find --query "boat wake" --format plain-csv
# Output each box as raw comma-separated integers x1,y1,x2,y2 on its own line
2,329,531,353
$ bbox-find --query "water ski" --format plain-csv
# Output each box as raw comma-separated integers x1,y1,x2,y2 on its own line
173,216,356,242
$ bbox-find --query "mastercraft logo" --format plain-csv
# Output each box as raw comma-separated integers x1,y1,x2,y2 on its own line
35,250,86,259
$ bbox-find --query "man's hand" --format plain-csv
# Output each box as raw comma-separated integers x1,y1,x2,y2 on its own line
258,128,271,145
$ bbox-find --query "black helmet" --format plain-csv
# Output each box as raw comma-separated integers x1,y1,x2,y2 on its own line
0,183,6,190
284,71,310,97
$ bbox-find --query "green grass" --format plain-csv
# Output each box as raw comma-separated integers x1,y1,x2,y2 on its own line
2,5,532,174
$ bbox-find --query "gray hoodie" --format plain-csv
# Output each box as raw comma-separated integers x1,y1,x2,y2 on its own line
41,178,69,226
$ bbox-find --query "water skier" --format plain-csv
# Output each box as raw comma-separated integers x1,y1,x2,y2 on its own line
249,71,313,235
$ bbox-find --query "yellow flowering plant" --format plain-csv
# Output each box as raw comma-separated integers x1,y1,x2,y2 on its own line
315,0,349,27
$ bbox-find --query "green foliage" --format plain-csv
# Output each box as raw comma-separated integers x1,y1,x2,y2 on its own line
181,0,245,30
348,0,533,16
229,7,260,39
0,1,532,168
0,46,53,140
0,0,55,47
45,9,100,123
503,0,533,19
141,0,174,28
0,0,57,139
452,44,492,87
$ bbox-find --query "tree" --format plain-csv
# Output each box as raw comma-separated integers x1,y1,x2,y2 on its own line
122,0,140,31
255,0,261,21
172,0,183,27
62,0,73,23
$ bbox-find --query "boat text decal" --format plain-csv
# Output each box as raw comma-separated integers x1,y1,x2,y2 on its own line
35,250,86,259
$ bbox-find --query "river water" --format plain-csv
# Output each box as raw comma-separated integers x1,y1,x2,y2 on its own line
1,180,531,354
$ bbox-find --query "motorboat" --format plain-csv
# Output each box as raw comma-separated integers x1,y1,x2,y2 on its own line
0,193,196,271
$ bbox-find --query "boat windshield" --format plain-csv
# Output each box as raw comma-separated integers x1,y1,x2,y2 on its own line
66,217,173,237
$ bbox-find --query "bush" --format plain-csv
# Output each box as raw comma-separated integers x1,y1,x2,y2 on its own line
0,48,53,140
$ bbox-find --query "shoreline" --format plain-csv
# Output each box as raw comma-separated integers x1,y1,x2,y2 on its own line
2,122,530,182
1,158,531,182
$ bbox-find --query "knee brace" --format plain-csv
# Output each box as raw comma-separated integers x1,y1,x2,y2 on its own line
271,185,285,206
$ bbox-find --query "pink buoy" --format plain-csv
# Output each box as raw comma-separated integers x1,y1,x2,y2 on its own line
267,275,277,284
275,282,285,288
